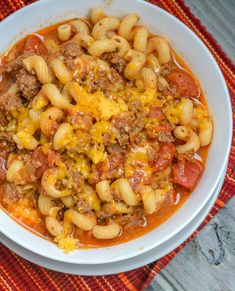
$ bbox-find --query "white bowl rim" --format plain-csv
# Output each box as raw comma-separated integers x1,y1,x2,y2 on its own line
0,0,233,264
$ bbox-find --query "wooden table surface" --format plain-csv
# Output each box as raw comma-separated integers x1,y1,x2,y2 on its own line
147,1,235,290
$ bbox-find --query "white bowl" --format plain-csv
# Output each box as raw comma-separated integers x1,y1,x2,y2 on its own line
0,0,232,264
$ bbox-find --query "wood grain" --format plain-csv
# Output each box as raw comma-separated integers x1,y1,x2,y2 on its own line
148,197,235,290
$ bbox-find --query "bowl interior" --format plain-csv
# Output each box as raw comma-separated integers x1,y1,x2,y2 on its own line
0,0,232,264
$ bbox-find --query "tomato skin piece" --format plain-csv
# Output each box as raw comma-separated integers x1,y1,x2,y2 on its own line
167,70,199,99
172,159,204,190
150,143,176,172
164,188,177,206
23,34,47,56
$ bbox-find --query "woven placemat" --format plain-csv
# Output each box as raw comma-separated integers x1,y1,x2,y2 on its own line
0,0,234,290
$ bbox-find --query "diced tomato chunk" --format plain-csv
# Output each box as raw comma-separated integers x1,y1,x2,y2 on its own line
167,70,199,99
172,159,204,190
31,147,60,179
31,147,49,179
107,155,123,171
150,143,176,172
148,106,164,120
89,161,105,184
0,157,6,181
89,155,124,184
157,123,172,133
24,34,47,56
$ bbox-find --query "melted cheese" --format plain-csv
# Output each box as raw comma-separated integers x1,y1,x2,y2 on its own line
125,146,152,178
88,148,107,164
70,86,127,120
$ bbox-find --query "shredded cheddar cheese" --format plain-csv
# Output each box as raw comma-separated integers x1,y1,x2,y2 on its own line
88,148,107,164
57,236,79,253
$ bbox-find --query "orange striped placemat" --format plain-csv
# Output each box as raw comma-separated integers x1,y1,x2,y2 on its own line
0,0,234,290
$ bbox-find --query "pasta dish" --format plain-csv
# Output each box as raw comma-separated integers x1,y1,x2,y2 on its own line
0,8,213,251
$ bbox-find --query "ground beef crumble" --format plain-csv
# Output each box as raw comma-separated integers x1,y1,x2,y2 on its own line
16,68,41,100
3,183,24,204
5,52,33,74
0,132,16,158
0,90,22,112
101,53,126,73
76,198,92,213
84,68,124,95
60,40,84,70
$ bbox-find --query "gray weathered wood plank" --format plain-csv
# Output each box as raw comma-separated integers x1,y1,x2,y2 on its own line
147,197,235,291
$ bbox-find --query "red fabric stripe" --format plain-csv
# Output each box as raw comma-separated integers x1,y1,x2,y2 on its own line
0,0,234,290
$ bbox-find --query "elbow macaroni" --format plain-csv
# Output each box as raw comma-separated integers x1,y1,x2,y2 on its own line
140,185,157,214
53,123,73,150
96,180,112,202
147,36,171,65
92,17,120,40
58,24,72,41
44,39,60,53
118,14,139,40
133,26,149,52
88,39,117,57
64,209,96,231
140,67,157,89
13,131,39,150
40,107,64,136
42,168,70,198
146,53,161,73
177,98,194,126
92,223,121,239
50,58,72,85
23,55,54,84
70,19,90,34
73,33,95,48
91,7,106,24
45,216,64,237
124,49,146,80
199,120,213,146
40,83,71,110
103,201,132,214
111,178,138,206
111,35,130,57
6,159,24,184
38,194,56,216
175,127,200,154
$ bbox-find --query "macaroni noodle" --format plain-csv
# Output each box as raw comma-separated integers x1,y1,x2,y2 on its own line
23,55,54,84
92,17,120,40
147,36,171,65
118,14,139,40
